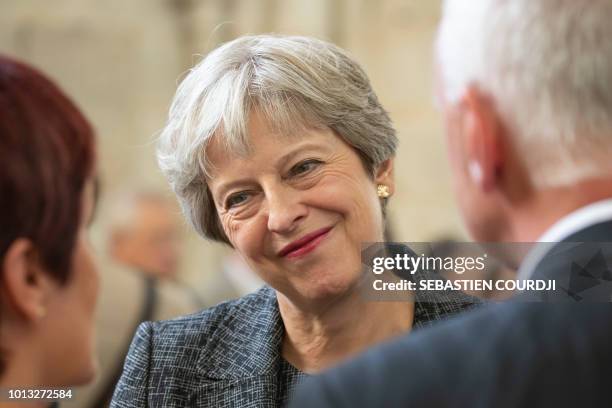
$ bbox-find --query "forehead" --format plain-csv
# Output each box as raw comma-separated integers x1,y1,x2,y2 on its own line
205,110,337,178
131,201,180,232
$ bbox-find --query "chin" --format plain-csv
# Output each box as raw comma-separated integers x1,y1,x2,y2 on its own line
72,358,98,386
470,223,503,243
64,341,98,386
301,274,359,303
50,360,97,388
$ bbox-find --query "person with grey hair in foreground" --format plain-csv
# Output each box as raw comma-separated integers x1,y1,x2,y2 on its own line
111,35,478,407
290,0,612,406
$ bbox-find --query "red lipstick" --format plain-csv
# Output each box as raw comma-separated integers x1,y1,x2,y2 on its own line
278,226,333,259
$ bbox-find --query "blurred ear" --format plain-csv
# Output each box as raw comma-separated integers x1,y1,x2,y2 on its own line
375,158,395,195
1,239,52,321
460,86,504,192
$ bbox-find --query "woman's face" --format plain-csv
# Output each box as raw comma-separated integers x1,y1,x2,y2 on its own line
41,180,99,386
208,112,394,305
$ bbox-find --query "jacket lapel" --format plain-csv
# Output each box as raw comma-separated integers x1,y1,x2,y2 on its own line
192,286,284,406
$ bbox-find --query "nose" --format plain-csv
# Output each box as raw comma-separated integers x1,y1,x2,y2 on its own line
265,185,307,234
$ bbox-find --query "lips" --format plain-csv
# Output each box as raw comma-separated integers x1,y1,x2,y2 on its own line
278,226,333,258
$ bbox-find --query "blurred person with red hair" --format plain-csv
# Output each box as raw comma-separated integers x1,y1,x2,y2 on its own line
0,55,98,406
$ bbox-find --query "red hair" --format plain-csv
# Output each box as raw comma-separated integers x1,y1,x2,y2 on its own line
0,55,96,282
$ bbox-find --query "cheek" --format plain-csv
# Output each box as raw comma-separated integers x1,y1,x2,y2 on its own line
61,236,100,338
44,237,99,385
75,241,99,307
74,240,99,354
349,196,384,242
225,215,269,263
313,175,383,240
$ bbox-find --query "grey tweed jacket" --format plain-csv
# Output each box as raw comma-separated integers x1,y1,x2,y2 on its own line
111,283,478,408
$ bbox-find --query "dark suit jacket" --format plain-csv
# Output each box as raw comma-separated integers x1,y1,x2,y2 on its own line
111,278,478,407
290,221,612,408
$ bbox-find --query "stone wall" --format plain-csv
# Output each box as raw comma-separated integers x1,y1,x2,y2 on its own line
0,0,465,294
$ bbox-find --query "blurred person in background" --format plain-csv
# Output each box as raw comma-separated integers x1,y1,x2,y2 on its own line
72,191,205,408
0,55,98,407
291,0,612,406
108,191,182,281
111,35,478,407
106,190,206,306
106,190,239,305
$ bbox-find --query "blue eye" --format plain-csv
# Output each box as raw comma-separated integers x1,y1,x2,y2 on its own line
289,159,322,177
226,192,250,209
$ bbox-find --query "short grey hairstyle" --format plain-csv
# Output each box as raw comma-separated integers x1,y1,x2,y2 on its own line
157,35,397,244
437,0,612,188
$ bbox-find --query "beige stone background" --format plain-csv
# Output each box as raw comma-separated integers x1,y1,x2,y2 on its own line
0,0,466,298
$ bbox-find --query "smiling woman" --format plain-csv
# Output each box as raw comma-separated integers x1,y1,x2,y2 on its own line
205,117,393,306
111,35,478,408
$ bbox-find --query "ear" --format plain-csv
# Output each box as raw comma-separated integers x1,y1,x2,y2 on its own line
460,86,504,192
1,239,52,321
375,158,395,195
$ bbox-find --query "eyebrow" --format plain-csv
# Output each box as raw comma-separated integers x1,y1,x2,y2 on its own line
212,141,331,202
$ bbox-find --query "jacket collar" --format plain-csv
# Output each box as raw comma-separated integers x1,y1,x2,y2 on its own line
517,220,612,302
195,271,477,379
518,199,612,280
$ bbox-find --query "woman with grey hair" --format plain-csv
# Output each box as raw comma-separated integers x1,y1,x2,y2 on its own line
111,35,477,407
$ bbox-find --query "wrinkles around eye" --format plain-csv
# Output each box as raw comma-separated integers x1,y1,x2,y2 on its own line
221,160,324,212
286,159,323,178
225,191,252,209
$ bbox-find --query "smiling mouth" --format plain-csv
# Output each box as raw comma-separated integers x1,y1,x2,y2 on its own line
278,226,334,259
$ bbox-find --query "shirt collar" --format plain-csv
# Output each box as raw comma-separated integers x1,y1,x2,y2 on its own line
518,199,612,280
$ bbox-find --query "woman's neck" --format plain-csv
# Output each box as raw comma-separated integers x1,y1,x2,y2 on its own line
278,289,413,373
1,343,44,384
1,348,51,408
